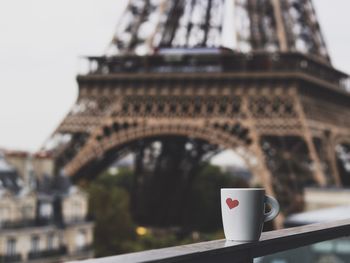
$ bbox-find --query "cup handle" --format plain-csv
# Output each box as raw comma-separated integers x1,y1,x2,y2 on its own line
264,195,280,222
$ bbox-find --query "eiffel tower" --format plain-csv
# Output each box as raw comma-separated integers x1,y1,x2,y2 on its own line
45,0,350,226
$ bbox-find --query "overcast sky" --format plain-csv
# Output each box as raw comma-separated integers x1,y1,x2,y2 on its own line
0,0,349,152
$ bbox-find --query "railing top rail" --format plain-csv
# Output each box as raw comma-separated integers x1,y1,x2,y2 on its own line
74,219,350,263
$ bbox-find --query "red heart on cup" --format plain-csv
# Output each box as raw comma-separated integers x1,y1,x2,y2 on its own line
226,198,239,209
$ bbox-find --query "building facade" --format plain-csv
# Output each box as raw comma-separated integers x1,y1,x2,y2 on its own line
0,152,94,263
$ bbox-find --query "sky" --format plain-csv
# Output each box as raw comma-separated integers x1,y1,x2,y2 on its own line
0,0,349,153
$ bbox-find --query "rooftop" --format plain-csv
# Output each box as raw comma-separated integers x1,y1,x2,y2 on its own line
286,205,350,226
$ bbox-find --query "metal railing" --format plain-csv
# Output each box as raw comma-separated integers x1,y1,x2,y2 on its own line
80,52,349,92
28,246,67,260
0,253,22,263
75,219,350,263
0,218,53,230
0,216,93,231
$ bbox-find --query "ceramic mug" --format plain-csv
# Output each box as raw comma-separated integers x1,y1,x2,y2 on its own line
221,188,280,241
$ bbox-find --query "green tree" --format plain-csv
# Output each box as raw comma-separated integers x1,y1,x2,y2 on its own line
87,163,249,256
88,173,136,257
185,163,249,232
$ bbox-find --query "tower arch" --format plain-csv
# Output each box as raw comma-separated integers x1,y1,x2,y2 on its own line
64,121,255,179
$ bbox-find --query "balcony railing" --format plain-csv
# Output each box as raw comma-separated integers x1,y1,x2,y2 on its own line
28,246,67,260
64,215,92,225
80,52,350,92
76,244,93,253
75,219,350,263
0,218,53,230
0,216,92,230
0,253,22,263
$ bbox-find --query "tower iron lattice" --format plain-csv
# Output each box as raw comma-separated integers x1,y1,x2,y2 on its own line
44,0,350,227
109,0,329,61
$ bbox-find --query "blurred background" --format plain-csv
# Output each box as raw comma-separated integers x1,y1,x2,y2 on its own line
0,0,350,262
0,0,349,152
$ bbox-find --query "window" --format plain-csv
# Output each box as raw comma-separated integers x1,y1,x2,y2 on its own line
72,200,82,219
6,238,16,255
47,233,54,250
0,207,10,224
21,205,33,220
31,235,40,253
65,198,84,222
39,203,52,218
75,229,86,249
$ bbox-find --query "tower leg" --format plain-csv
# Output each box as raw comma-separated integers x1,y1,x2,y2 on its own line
324,132,341,186
303,133,327,186
294,92,327,186
250,135,285,229
242,92,285,229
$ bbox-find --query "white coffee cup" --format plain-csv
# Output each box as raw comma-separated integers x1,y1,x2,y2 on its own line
221,188,280,241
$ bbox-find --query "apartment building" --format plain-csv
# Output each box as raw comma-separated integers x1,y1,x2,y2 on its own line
0,152,94,262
